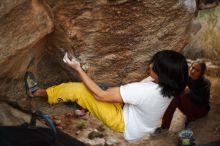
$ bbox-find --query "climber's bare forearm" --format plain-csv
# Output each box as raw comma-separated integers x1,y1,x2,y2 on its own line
73,67,123,103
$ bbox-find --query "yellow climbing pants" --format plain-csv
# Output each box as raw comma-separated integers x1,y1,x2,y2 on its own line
46,82,124,132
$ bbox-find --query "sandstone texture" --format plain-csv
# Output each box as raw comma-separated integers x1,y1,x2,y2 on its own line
0,0,197,113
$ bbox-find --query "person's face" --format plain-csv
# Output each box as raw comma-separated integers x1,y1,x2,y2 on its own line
149,64,159,83
189,63,202,80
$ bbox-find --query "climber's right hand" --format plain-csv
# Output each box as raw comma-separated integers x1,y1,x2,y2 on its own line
63,52,80,69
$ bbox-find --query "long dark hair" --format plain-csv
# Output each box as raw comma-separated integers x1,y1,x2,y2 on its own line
150,50,188,98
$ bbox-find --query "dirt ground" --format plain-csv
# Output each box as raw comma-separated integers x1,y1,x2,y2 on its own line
49,76,220,146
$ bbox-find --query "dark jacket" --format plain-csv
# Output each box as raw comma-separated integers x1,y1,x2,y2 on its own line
187,76,211,109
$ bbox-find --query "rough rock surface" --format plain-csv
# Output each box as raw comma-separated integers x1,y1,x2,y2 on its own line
0,0,197,112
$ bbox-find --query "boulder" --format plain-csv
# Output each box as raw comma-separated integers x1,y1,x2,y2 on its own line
0,0,197,114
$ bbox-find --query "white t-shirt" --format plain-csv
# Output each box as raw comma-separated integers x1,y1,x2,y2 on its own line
120,81,172,142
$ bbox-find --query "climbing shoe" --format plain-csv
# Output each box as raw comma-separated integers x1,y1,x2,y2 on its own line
24,71,39,98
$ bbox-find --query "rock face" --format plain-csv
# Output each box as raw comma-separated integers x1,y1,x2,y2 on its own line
0,0,196,113
47,0,196,85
